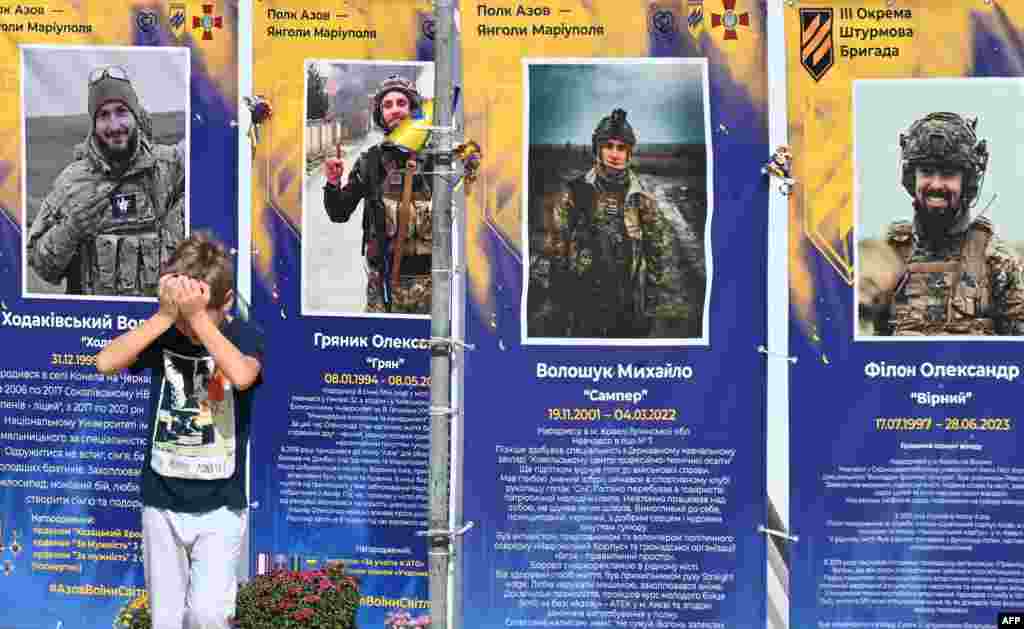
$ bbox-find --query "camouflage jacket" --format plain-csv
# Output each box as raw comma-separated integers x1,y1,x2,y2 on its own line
879,216,1024,336
323,144,432,273
26,133,186,297
529,167,683,338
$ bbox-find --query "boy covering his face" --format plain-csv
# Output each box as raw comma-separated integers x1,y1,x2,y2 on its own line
97,231,264,629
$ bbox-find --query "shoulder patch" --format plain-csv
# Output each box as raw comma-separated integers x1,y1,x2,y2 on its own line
985,234,1021,263
50,159,97,193
43,158,111,212
150,142,181,163
632,189,657,204
886,219,913,244
970,215,994,234
564,170,587,185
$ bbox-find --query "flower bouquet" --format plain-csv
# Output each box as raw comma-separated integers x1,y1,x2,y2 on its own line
114,562,360,629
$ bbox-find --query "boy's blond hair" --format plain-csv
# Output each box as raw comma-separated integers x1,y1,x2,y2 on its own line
161,231,234,308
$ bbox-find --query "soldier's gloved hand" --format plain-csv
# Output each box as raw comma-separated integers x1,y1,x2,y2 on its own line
157,274,180,321
176,278,211,321
67,199,108,238
324,157,345,186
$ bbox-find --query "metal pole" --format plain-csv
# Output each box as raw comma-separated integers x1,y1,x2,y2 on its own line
429,1,455,629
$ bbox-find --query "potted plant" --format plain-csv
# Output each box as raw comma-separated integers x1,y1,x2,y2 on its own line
383,609,431,628
114,562,360,629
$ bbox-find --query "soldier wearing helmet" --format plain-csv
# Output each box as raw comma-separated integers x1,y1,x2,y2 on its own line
322,74,433,314
529,109,689,338
26,65,186,297
864,111,1024,336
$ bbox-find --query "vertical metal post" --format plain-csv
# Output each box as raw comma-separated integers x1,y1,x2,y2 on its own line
429,1,455,628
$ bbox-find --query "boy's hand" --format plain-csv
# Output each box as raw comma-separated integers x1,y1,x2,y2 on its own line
176,278,211,320
157,274,179,320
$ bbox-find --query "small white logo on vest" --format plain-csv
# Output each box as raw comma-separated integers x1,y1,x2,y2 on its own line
111,192,138,219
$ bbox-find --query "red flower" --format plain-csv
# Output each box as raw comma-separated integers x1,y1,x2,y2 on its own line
292,608,315,622
303,594,321,604
277,599,295,611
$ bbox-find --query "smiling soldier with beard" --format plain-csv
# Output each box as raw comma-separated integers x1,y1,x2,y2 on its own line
865,112,1024,336
27,65,186,297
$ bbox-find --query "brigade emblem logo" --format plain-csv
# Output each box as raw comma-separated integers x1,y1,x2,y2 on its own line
111,193,138,219
800,8,835,82
422,16,436,40
711,0,749,40
650,8,677,37
136,9,158,34
169,3,186,37
193,3,224,41
688,0,705,34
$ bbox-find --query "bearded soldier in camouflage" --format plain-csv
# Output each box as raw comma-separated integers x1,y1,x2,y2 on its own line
529,109,686,338
864,112,1024,336
322,75,432,314
27,66,186,297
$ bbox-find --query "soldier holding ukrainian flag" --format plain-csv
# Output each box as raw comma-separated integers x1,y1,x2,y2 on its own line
321,75,434,314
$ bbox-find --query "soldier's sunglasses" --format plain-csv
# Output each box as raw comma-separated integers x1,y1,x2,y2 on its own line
88,65,131,84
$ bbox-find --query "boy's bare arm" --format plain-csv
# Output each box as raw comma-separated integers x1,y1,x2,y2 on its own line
177,279,262,390
188,312,261,390
96,275,179,375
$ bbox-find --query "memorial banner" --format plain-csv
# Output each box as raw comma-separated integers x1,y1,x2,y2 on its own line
0,2,238,627
462,1,769,627
249,1,435,627
786,3,1024,627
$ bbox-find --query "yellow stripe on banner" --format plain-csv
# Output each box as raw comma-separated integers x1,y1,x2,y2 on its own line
182,0,238,106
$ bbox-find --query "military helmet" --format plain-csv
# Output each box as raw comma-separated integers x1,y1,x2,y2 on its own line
592,108,637,157
899,112,989,207
372,75,422,131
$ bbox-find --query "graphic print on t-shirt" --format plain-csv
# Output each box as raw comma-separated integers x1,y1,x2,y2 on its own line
151,349,236,480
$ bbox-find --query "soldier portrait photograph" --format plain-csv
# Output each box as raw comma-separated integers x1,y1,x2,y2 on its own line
302,60,434,318
854,79,1024,339
523,59,712,345
22,45,189,300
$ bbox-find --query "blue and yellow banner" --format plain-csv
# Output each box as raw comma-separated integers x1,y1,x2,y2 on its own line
248,2,435,628
787,2,1024,626
0,2,237,628
461,1,768,626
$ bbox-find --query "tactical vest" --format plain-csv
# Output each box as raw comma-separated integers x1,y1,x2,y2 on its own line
73,172,178,297
565,177,645,335
886,220,995,335
376,152,432,259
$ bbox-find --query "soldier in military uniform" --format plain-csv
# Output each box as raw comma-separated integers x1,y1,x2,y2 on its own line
322,75,432,315
860,111,1024,336
529,109,688,338
27,65,186,297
